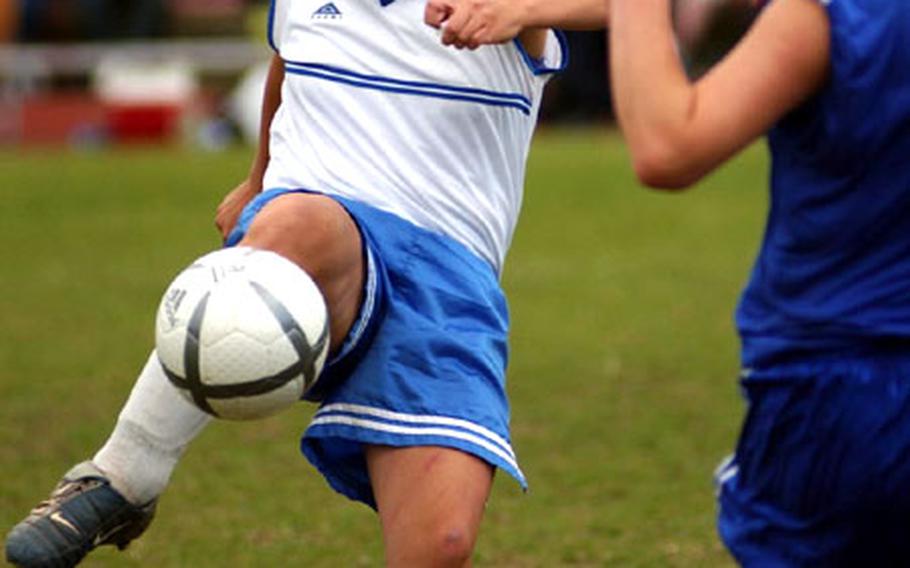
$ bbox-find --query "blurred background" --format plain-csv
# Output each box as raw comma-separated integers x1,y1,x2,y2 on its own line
0,0,613,149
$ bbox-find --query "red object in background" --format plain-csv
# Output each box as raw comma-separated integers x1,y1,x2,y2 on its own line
104,103,182,143
2,95,186,146
16,94,107,145
0,100,21,144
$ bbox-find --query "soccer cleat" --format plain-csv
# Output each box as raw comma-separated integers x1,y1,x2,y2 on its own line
5,462,156,568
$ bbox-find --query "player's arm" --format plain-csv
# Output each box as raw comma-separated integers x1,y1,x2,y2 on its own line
425,0,608,50
609,0,829,189
245,54,284,194
215,55,285,239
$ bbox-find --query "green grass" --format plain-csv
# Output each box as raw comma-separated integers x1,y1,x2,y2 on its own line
0,130,769,566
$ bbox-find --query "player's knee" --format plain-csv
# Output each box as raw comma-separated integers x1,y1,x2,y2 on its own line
242,194,359,276
439,527,475,565
424,522,476,566
386,518,476,567
245,195,335,248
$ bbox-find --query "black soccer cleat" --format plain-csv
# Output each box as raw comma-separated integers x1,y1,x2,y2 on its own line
5,462,157,568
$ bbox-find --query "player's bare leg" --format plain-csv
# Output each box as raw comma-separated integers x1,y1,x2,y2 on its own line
237,192,365,353
367,445,494,568
6,193,365,568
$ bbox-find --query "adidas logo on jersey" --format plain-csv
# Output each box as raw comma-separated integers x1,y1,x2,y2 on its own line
312,2,342,19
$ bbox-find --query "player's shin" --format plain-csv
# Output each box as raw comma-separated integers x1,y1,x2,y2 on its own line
93,352,211,504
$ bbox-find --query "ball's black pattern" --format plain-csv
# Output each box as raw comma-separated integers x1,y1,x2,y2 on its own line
159,279,329,418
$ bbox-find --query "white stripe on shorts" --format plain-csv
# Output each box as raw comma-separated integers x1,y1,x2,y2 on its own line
312,402,524,479
713,454,739,496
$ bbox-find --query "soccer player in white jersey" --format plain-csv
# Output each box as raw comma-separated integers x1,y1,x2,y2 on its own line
5,2,605,567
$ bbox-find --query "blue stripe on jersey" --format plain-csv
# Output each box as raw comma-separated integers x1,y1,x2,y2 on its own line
287,61,532,104
283,60,533,115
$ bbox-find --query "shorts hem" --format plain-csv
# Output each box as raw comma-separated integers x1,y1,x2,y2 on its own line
301,408,527,508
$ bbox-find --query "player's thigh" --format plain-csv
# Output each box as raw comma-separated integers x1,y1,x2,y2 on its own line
239,193,364,351
366,444,493,565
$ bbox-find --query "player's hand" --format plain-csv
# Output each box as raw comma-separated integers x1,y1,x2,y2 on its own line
424,0,527,50
215,179,260,241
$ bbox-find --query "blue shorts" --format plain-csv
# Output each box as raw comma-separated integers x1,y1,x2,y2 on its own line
228,188,526,509
716,353,910,567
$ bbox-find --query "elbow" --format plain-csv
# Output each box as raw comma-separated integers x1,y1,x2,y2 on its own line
628,136,706,191
632,155,699,191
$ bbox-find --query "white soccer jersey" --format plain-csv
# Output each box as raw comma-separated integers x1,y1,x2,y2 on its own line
263,0,566,273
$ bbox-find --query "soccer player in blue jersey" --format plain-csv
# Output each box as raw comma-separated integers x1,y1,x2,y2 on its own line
609,1,910,564
4,2,606,568
437,0,910,564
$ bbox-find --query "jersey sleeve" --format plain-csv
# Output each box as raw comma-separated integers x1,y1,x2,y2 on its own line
267,0,290,53
514,30,569,77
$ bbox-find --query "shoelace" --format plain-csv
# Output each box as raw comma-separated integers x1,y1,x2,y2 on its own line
30,478,103,516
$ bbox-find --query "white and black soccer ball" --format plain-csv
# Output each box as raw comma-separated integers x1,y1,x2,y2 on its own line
155,247,329,420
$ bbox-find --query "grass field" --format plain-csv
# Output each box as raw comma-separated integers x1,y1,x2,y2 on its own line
0,129,768,566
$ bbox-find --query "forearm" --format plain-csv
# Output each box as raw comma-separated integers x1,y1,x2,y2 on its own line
248,55,285,190
215,55,286,238
521,0,609,30
611,0,830,189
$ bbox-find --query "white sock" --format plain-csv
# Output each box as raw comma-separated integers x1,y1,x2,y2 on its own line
93,352,211,505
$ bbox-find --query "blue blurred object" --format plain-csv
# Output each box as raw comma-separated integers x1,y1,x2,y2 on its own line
18,0,168,41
